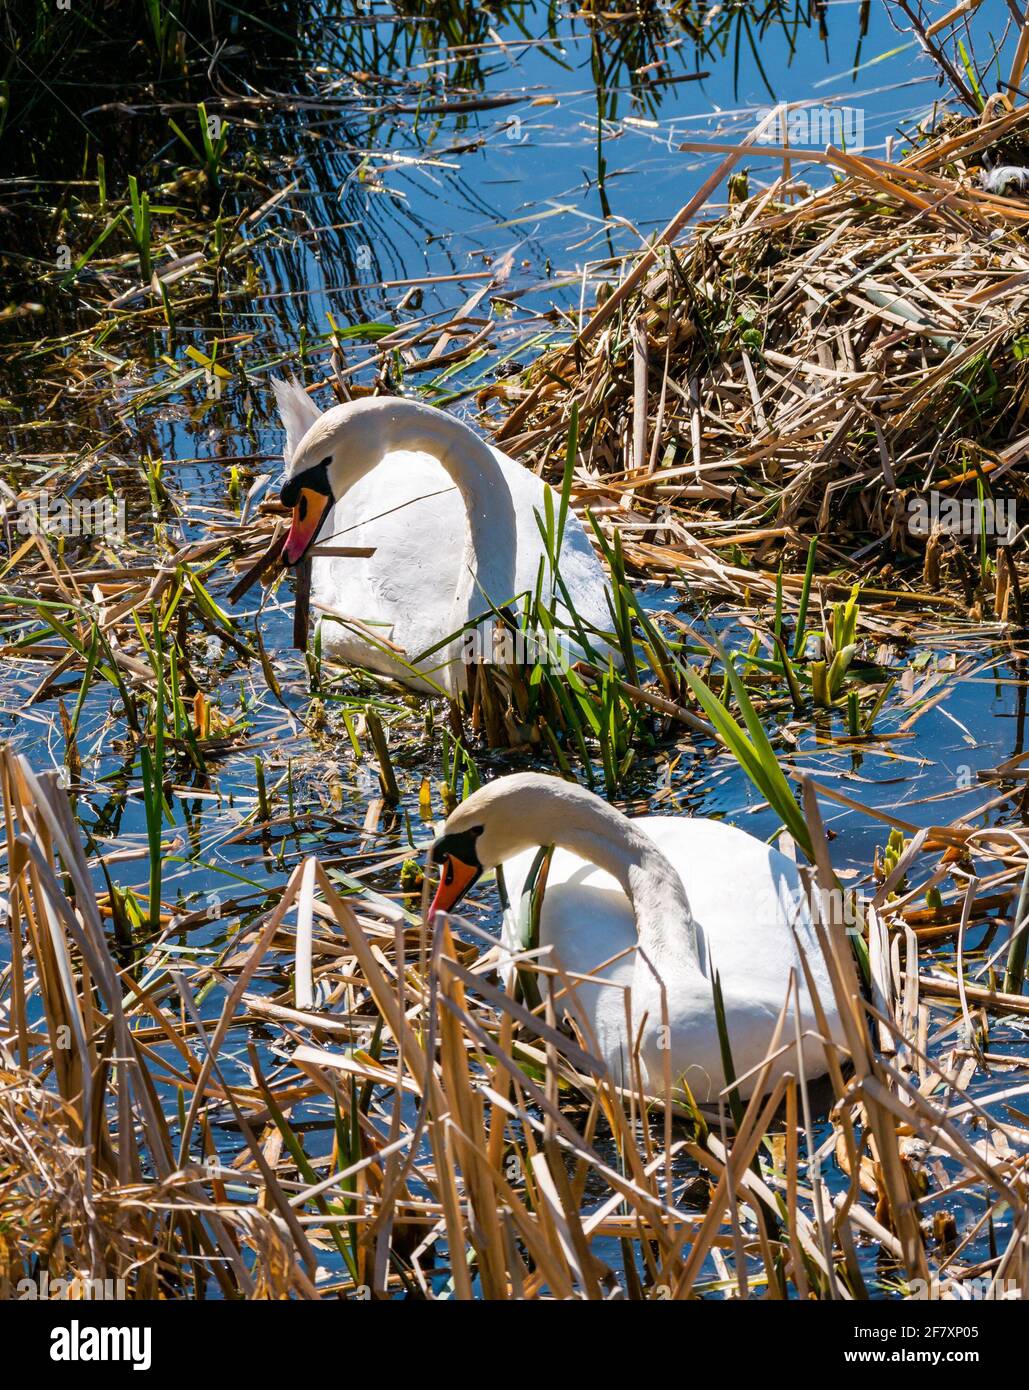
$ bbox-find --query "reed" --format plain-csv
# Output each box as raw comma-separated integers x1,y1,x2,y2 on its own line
494,105,1029,628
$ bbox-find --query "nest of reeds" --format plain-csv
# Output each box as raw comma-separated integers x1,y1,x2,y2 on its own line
492,105,1029,593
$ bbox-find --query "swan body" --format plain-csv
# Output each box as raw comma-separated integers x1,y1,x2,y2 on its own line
429,773,846,1103
272,383,613,695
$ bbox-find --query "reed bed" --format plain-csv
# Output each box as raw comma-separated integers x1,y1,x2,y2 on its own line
2,736,1028,1299
492,104,1029,611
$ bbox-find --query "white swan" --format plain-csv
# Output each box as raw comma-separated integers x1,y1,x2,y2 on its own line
272,382,614,695
428,772,845,1102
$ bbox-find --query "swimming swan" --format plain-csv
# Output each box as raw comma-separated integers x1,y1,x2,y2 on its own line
272,383,613,695
428,772,845,1102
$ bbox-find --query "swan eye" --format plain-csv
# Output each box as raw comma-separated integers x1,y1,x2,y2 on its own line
429,826,484,872
280,457,334,508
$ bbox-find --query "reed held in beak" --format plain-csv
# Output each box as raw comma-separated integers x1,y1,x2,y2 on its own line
280,456,333,564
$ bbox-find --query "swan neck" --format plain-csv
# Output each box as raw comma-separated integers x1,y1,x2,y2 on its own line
551,804,699,974
386,407,514,609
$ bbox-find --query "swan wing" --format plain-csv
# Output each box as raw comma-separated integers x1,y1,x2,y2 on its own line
500,817,844,1098
310,442,615,688
312,451,464,689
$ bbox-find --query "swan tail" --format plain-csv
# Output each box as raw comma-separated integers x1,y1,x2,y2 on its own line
271,377,323,467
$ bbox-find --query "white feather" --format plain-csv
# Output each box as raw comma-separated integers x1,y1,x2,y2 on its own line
441,773,846,1103
270,378,323,469
981,165,1029,196
276,396,617,695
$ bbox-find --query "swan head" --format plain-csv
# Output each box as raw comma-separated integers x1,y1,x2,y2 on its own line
272,382,407,565
427,773,593,923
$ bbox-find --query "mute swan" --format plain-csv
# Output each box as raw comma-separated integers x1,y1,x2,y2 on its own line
272,382,614,695
428,772,845,1102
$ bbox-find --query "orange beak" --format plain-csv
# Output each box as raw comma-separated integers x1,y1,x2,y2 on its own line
284,487,332,565
428,855,481,926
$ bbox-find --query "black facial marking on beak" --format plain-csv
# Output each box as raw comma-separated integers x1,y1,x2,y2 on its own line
428,826,484,924
280,456,333,509
281,456,336,566
429,827,483,870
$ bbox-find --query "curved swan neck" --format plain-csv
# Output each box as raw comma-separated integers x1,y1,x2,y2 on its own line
371,402,518,620
289,395,520,623
378,403,497,512
466,778,699,974
557,809,699,974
